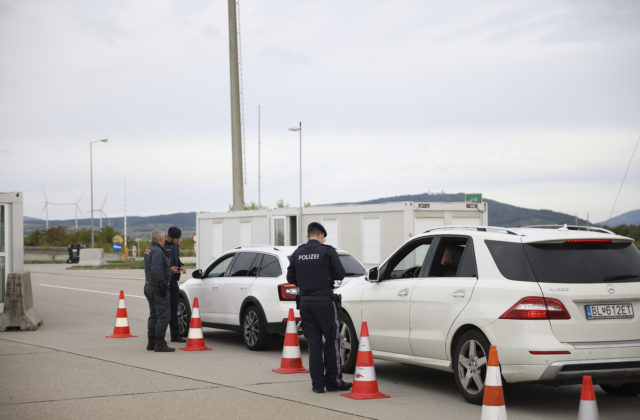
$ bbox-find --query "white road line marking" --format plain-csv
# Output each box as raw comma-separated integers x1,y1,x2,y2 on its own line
29,270,144,281
38,284,146,299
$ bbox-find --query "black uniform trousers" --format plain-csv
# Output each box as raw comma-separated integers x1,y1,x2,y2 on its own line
168,280,180,339
144,283,171,338
300,300,342,390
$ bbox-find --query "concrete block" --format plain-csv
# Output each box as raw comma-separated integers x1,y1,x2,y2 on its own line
0,272,44,331
79,248,105,266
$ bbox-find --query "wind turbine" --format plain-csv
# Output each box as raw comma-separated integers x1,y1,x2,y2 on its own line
60,194,84,231
41,190,50,229
41,188,64,229
95,193,108,229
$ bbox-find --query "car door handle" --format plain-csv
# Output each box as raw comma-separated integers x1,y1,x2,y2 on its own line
211,285,219,290
451,290,465,298
240,286,249,290
397,288,409,297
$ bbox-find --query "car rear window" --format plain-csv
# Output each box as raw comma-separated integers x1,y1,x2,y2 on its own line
524,241,640,284
259,254,282,277
485,240,536,282
339,255,366,276
486,240,640,284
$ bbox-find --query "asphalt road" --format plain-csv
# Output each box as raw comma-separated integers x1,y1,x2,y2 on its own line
1,264,638,419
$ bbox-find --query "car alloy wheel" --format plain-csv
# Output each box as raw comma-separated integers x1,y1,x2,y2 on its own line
453,330,491,404
177,296,191,337
243,309,259,347
339,313,358,373
242,305,269,350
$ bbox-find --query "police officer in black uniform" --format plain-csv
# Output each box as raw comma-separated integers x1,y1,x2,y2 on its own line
164,226,187,343
144,229,174,352
287,222,352,393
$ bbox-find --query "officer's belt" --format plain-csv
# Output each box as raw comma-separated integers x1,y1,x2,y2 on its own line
299,295,334,302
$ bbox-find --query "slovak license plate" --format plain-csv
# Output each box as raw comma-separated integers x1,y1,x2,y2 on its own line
585,303,634,320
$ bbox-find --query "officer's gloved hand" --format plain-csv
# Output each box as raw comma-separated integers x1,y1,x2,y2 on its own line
158,282,168,297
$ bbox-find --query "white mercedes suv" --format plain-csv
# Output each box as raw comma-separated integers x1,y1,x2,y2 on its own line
335,225,640,404
177,245,366,350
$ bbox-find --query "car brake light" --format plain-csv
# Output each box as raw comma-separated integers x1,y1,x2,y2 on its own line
565,239,611,243
500,297,570,320
278,284,298,301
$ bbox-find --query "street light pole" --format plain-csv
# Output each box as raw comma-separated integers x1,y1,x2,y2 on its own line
90,138,108,248
288,122,302,244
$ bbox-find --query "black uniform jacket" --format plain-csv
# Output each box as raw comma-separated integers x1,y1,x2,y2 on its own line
286,240,346,297
164,241,183,282
144,242,170,287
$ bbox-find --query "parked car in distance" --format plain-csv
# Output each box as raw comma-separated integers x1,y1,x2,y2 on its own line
335,225,640,404
178,245,366,350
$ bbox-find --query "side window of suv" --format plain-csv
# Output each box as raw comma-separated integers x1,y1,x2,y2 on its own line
383,238,433,280
258,254,282,277
205,253,235,278
228,252,260,277
429,237,476,278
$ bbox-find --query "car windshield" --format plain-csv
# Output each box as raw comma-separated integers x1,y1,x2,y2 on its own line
339,254,366,276
486,240,640,284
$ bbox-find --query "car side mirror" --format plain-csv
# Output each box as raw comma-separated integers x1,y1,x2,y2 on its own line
192,269,203,279
367,267,379,283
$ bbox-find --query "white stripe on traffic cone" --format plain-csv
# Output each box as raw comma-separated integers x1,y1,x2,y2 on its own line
106,290,136,338
341,321,389,399
481,345,507,420
180,297,211,351
273,308,308,374
578,376,600,420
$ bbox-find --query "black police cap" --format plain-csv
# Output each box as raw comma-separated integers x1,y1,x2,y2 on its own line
167,226,182,239
307,222,327,237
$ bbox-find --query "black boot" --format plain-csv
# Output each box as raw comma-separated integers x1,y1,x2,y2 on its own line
153,337,175,352
147,336,155,351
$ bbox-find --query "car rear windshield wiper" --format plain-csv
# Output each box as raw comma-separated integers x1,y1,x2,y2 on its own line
604,274,640,282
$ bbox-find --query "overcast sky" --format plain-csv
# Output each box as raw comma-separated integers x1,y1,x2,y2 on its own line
1,0,639,224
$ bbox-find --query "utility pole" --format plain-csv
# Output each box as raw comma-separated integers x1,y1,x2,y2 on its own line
258,102,261,208
228,0,245,211
124,179,127,251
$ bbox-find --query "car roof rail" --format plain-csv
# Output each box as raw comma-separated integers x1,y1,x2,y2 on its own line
423,226,521,236
234,244,276,249
522,224,615,234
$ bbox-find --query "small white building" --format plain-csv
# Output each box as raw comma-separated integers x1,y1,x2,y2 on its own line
196,201,488,268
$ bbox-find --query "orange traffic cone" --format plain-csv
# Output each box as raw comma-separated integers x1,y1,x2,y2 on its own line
273,308,309,374
106,290,137,338
481,346,507,420
341,321,389,399
180,297,211,351
578,376,600,420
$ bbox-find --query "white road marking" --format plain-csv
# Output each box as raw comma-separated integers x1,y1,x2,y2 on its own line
38,284,146,299
29,270,144,281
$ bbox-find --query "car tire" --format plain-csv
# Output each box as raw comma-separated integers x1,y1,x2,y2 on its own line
339,312,358,373
242,305,270,351
177,295,191,338
600,383,640,396
452,330,492,405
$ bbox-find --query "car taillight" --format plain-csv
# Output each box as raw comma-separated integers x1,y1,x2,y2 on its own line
278,284,298,301
500,297,570,320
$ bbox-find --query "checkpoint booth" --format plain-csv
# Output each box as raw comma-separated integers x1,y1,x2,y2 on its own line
0,192,24,310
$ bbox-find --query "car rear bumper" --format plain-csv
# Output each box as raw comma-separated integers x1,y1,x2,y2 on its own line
538,358,640,385
482,321,640,384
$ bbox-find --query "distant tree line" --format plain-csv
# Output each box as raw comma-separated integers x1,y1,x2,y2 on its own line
24,226,194,253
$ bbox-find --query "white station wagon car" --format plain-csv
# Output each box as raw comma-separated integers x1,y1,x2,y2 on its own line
177,245,366,350
335,225,640,404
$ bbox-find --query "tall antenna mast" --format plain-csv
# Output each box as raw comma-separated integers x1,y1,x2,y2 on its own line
228,0,245,210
